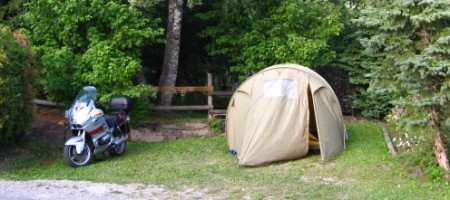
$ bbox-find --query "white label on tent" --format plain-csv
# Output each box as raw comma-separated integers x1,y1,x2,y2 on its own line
264,79,298,99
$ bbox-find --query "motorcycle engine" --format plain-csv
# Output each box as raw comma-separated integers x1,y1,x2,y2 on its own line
99,134,111,145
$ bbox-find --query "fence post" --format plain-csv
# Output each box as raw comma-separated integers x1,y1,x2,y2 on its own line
207,73,213,109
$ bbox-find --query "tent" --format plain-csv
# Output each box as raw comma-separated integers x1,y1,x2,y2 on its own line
226,64,346,166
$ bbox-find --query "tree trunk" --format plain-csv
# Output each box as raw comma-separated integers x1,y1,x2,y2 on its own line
434,135,450,169
424,22,450,175
158,0,184,106
430,104,450,178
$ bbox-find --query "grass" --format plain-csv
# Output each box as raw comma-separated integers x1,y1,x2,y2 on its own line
1,121,450,199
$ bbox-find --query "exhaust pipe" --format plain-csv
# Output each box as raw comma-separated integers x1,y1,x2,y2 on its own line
108,134,129,150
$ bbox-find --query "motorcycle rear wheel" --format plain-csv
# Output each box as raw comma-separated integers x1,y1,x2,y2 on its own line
109,141,126,156
64,143,93,167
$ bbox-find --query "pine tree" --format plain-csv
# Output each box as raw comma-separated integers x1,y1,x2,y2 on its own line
354,0,450,175
336,0,393,119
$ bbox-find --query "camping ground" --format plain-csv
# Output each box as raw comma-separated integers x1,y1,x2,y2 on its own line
0,110,449,199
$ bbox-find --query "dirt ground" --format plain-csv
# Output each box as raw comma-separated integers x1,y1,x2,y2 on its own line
29,108,213,148
29,108,364,147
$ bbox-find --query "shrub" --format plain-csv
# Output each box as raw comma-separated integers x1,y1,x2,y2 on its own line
387,107,450,181
0,24,35,146
23,0,163,105
208,118,224,135
126,97,152,127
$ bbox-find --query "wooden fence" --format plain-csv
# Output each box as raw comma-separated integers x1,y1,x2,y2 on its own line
32,73,233,119
149,73,232,119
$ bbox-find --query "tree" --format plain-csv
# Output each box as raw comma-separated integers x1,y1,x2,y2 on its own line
335,0,393,119
354,0,450,175
201,0,343,80
0,0,29,28
158,0,184,106
23,0,163,104
135,0,218,106
0,24,35,145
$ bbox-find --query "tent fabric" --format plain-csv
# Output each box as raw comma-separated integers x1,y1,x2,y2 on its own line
226,63,345,166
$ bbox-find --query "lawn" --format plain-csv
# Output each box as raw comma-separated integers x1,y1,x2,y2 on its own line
1,121,449,199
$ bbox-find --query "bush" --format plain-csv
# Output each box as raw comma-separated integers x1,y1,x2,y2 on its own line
388,110,450,181
126,97,152,127
23,0,163,105
0,24,35,146
348,89,393,120
208,118,224,135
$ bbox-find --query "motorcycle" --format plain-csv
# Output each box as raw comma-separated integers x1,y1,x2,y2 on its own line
63,86,131,167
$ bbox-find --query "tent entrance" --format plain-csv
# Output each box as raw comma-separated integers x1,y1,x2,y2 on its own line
307,84,319,148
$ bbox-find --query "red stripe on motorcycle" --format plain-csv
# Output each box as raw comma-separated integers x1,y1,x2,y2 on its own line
87,126,104,136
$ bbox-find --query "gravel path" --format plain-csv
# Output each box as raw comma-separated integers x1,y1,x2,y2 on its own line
0,179,207,200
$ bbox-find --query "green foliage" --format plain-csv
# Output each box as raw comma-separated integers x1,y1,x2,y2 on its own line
23,0,164,105
354,0,450,172
0,0,29,28
348,89,392,119
0,24,34,145
386,119,444,180
335,0,394,119
354,0,450,126
126,97,152,127
201,0,343,79
208,118,224,135
402,136,448,181
425,166,448,182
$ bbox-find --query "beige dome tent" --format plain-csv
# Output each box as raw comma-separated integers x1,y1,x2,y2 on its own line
226,64,346,166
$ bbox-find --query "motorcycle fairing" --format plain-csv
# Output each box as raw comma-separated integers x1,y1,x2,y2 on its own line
87,125,105,136
66,86,97,126
65,133,86,154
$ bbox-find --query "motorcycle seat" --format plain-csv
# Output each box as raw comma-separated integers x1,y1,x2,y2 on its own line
104,115,117,128
104,113,126,128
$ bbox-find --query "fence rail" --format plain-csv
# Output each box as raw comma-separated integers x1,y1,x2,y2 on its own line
149,105,214,111
32,73,234,119
154,86,213,93
149,73,234,119
31,99,63,107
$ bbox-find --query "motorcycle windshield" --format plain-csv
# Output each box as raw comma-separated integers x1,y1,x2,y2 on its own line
68,86,97,125
74,86,97,103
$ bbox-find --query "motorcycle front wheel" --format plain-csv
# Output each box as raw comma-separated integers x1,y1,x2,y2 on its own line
64,143,93,167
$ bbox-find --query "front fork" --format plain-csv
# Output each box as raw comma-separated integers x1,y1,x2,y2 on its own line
64,130,86,154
